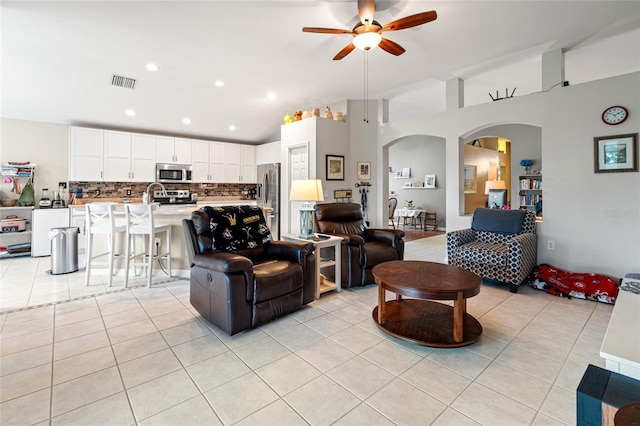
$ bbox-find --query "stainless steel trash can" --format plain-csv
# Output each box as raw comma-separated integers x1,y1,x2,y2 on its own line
49,227,79,275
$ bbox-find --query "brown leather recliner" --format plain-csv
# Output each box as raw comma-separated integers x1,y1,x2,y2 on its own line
182,205,316,335
314,202,405,288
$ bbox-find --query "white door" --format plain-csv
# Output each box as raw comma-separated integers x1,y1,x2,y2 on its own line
289,144,309,236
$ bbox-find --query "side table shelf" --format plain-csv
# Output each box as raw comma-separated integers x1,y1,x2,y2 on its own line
283,234,342,299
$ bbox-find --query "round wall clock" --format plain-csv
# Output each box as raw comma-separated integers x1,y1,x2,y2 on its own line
602,105,628,125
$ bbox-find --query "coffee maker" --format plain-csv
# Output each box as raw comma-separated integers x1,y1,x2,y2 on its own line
52,190,65,208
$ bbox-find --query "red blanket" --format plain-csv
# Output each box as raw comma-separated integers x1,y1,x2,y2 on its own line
530,264,619,304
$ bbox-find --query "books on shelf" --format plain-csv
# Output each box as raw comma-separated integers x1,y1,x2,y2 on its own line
519,178,542,190
520,194,542,206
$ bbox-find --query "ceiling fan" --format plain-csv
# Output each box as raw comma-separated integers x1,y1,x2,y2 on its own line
302,0,437,60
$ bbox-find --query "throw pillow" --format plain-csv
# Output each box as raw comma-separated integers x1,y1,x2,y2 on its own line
203,205,271,252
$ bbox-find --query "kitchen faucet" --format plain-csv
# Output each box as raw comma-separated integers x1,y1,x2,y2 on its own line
144,182,167,204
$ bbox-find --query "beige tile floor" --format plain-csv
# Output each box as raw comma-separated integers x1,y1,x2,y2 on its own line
0,235,613,425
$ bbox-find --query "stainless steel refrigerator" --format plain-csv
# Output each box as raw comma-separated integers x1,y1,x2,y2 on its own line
256,163,281,240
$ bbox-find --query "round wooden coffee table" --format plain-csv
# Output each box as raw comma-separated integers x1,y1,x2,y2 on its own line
372,260,482,348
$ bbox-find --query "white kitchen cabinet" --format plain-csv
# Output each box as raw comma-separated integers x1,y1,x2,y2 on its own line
210,142,226,182
191,140,210,182
191,140,227,183
69,127,104,181
225,144,255,183
130,133,156,182
156,136,192,164
241,145,256,183
0,206,34,258
103,130,132,181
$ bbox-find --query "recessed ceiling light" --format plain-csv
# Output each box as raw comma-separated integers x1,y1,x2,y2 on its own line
182,118,191,125
228,125,236,131
145,63,159,71
215,80,224,87
125,109,135,116
267,92,277,101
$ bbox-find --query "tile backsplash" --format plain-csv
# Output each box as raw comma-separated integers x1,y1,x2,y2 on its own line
69,181,257,201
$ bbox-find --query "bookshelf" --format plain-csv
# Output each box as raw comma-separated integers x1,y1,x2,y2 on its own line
518,174,542,217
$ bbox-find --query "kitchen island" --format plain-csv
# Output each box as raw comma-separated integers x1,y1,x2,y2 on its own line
70,199,257,274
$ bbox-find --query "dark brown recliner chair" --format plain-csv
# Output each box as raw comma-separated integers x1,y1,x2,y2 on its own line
183,205,316,335
314,202,405,288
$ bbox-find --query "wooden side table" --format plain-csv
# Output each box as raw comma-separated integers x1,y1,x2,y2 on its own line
282,234,342,299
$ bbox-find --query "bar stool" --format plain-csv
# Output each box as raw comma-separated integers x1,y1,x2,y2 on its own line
124,204,172,287
85,203,127,287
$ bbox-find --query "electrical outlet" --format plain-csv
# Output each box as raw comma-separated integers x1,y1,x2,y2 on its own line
547,240,555,250
94,189,100,196
126,189,131,196
155,237,161,246
204,189,209,195
58,182,67,189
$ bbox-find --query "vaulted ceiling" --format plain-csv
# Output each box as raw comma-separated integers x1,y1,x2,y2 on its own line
2,1,639,144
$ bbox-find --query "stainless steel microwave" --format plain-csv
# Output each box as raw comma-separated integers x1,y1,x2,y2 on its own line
156,163,192,183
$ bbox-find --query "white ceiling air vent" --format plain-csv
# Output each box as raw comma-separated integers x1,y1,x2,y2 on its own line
111,74,136,89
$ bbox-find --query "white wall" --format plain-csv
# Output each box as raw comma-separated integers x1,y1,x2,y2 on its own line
379,71,640,278
0,118,69,201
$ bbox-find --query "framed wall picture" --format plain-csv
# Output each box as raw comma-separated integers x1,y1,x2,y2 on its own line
401,167,411,178
326,155,345,180
594,133,638,173
425,174,436,188
357,162,371,180
464,165,477,193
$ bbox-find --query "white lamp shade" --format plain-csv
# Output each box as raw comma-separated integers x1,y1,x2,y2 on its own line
484,180,506,194
290,179,324,202
353,32,382,51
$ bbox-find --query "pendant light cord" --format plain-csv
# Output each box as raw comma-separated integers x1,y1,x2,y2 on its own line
363,51,369,123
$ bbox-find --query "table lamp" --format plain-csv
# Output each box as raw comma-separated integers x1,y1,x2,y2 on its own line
290,179,324,239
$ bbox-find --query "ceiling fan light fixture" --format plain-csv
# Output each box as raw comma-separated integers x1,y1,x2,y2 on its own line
353,32,382,51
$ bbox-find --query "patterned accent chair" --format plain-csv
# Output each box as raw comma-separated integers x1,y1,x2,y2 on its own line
447,208,537,293
182,205,316,335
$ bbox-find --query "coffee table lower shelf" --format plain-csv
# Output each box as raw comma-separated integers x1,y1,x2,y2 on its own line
372,299,482,348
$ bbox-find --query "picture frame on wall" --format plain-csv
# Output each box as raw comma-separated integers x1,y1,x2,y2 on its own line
326,155,345,180
357,162,371,180
594,133,638,173
464,165,477,193
425,174,436,188
401,167,411,178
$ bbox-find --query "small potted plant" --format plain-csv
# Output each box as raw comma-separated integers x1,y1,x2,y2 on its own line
404,200,413,208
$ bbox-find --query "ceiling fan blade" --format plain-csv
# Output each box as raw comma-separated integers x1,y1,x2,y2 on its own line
302,27,352,34
333,43,356,60
382,10,437,32
357,0,375,25
379,38,406,56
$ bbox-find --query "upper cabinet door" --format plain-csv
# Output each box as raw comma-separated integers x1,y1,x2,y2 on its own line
209,142,226,182
69,127,104,181
240,145,256,183
225,143,241,183
174,138,192,164
130,133,156,182
156,136,175,163
103,130,132,181
191,140,210,182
